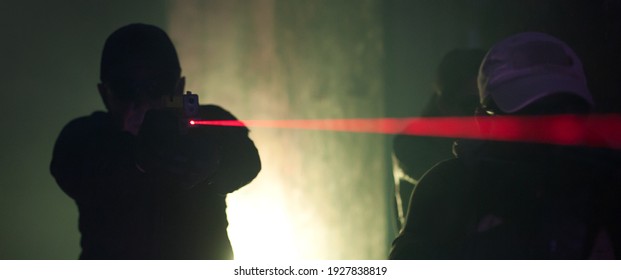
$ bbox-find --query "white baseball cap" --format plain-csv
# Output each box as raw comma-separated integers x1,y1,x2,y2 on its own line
478,32,594,113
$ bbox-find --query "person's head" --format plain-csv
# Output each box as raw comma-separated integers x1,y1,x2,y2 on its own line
431,48,487,116
98,23,185,133
477,32,593,116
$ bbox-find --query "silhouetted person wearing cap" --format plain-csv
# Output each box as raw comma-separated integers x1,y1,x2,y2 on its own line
392,49,485,230
50,23,261,259
390,32,620,259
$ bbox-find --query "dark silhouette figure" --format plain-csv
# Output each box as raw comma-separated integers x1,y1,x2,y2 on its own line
392,49,485,229
390,32,620,259
50,24,261,259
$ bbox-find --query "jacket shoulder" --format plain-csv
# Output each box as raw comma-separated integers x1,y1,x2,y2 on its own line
418,158,470,189
59,111,110,135
200,105,239,121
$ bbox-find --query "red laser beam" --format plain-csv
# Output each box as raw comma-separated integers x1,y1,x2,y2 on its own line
190,114,621,149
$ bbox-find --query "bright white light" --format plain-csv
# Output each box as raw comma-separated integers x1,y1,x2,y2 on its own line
226,173,301,260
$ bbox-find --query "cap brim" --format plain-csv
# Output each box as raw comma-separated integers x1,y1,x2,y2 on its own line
487,73,593,113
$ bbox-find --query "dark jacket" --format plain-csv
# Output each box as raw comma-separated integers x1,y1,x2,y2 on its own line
50,105,261,259
390,140,621,259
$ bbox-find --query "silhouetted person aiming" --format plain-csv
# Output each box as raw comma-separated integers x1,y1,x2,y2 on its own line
392,49,485,229
50,23,261,259
390,32,620,259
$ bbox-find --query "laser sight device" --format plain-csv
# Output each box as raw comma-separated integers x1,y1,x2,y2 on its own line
162,91,200,132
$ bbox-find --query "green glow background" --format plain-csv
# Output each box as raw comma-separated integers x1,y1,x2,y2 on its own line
0,0,618,259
